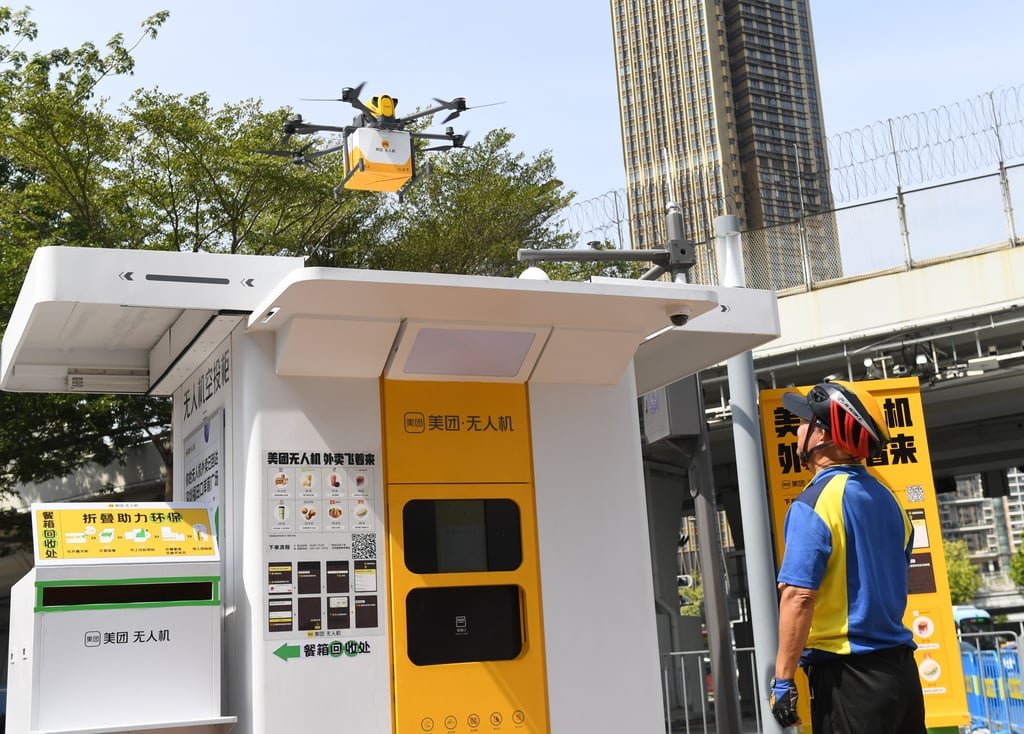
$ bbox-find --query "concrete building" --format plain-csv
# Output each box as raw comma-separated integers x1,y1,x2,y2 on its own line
610,0,839,284
936,469,1024,593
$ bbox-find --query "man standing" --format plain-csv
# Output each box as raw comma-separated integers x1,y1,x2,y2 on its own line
769,380,925,733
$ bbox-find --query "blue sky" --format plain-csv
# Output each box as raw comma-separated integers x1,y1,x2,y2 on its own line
14,1,1024,208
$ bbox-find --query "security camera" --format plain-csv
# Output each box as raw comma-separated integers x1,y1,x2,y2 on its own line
667,305,693,327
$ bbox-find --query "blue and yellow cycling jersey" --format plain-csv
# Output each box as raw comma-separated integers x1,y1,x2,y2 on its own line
778,464,915,663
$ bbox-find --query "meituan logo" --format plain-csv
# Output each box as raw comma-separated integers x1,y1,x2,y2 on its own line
404,412,425,433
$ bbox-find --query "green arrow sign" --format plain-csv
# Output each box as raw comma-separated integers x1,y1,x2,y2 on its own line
273,643,300,661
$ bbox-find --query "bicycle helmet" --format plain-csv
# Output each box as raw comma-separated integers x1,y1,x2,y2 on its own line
782,380,891,460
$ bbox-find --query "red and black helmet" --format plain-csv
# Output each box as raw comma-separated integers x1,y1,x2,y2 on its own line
782,380,891,459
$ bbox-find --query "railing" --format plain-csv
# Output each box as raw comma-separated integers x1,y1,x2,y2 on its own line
553,84,1024,294
661,647,763,734
960,630,1024,733
716,163,1023,293
665,635,1024,734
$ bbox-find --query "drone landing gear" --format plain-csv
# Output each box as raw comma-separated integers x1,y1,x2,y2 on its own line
332,159,366,200
396,159,433,203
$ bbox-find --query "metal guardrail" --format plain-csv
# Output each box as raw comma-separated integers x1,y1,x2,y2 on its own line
961,630,1024,733
661,647,762,734
555,163,1022,294
664,634,1024,734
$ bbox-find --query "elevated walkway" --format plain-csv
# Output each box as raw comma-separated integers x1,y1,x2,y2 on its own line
702,241,1024,480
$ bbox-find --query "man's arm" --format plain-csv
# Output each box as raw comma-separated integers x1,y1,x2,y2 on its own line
775,583,818,679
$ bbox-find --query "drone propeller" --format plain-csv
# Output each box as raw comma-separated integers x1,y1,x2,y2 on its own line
300,81,367,104
423,130,470,152
435,98,505,124
301,82,378,122
277,114,326,147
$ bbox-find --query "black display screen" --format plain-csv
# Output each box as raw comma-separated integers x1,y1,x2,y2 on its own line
406,585,522,665
403,499,522,574
297,596,322,631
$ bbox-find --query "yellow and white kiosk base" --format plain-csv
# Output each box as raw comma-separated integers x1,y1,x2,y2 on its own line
1,247,779,734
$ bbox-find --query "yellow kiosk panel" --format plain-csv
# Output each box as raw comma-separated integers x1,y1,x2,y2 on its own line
382,380,532,485
386,484,547,733
383,380,549,734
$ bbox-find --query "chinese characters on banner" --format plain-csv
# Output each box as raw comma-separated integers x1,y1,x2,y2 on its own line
759,378,969,730
183,408,223,506
33,503,217,564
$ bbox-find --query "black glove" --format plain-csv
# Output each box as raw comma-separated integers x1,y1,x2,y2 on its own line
770,676,799,728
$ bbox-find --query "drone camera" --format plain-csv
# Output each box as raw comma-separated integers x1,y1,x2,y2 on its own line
667,305,693,327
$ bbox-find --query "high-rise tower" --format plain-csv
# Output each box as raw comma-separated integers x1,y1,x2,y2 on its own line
611,0,839,285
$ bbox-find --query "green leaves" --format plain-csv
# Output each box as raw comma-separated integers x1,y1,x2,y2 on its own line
944,539,982,604
0,5,606,519
1009,535,1024,590
679,573,704,616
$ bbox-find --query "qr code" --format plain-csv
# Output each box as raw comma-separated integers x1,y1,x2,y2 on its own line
352,533,377,560
906,485,925,504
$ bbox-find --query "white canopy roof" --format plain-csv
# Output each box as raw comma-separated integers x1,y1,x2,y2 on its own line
1,247,780,396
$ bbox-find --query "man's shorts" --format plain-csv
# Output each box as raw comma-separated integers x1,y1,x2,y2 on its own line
806,646,926,734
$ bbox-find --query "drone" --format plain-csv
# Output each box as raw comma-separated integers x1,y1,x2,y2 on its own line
259,82,495,200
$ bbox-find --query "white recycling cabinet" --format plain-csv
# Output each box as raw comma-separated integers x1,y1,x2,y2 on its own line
6,502,234,734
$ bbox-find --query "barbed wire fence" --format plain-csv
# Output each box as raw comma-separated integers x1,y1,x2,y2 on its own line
549,83,1024,280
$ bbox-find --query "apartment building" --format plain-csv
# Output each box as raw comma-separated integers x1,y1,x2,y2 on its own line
610,0,839,284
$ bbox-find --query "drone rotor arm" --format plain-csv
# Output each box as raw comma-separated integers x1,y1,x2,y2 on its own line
410,130,457,142
416,128,469,152
395,103,449,127
300,143,346,162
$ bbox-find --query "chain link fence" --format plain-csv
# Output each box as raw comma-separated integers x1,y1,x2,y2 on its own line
705,162,1021,291
552,84,1024,289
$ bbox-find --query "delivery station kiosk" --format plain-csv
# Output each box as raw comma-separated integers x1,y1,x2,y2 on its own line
1,247,779,734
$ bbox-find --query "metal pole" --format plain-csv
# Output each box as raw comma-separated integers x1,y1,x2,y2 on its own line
887,119,914,268
715,214,784,731
613,190,626,250
793,144,812,289
989,91,1019,247
685,378,745,734
671,248,744,734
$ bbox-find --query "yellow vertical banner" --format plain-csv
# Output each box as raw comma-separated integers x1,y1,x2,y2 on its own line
759,377,969,730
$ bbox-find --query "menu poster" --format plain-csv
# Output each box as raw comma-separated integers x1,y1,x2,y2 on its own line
262,450,384,641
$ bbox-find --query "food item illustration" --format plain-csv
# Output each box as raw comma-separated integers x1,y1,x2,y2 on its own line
355,474,366,488
328,506,343,519
918,655,941,682
274,473,288,487
276,505,287,522
302,473,314,488
329,472,341,488
913,616,934,639
300,505,317,521
354,506,369,518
